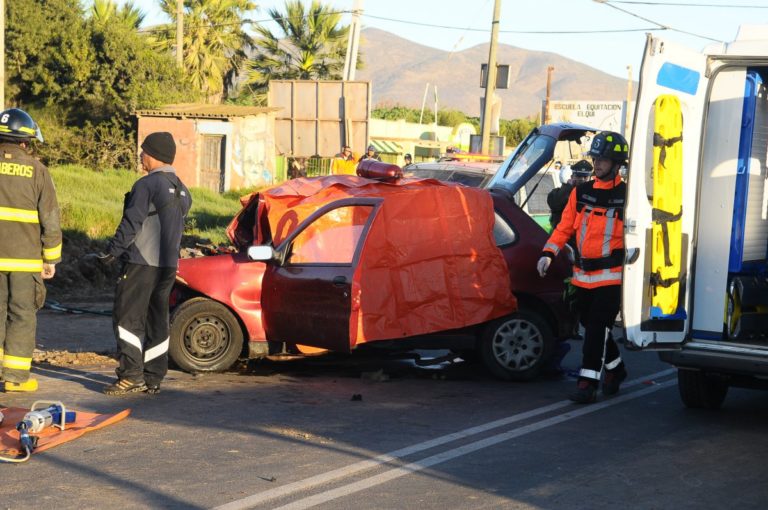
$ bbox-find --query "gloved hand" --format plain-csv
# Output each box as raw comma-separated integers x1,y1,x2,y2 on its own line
537,256,552,277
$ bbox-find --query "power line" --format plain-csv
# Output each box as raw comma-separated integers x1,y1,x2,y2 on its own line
139,10,665,36
361,13,662,34
602,0,768,7
596,0,725,42
139,5,743,42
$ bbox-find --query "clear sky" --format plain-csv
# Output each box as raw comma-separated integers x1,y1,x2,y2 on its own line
126,0,768,80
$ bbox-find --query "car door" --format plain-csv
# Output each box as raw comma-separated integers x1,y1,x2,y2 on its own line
260,199,379,352
622,34,711,349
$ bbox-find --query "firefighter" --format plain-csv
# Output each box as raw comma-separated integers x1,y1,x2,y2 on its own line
536,131,629,403
0,108,62,392
100,132,191,396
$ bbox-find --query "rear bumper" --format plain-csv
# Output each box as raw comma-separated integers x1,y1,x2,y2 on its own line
660,341,768,378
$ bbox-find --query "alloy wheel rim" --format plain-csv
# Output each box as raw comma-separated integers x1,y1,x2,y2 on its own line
491,318,544,371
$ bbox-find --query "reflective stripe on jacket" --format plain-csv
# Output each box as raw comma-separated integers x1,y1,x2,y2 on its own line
543,175,625,289
0,143,62,272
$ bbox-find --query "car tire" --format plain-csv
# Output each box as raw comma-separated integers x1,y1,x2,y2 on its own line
479,309,554,381
169,298,244,373
677,369,729,409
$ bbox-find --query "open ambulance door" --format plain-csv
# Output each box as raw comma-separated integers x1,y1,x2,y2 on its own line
623,35,711,349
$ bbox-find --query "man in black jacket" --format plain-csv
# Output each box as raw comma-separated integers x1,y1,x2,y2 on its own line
102,132,192,396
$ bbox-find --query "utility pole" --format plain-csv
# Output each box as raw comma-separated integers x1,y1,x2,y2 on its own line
625,65,633,137
480,0,501,155
419,82,429,124
343,0,364,81
433,85,438,129
176,0,184,68
544,66,554,124
1,0,5,108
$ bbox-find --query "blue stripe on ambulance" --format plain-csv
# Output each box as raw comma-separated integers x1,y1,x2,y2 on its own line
656,62,700,96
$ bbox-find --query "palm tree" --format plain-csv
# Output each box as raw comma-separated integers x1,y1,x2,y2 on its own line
154,0,256,103
246,0,350,99
91,0,146,29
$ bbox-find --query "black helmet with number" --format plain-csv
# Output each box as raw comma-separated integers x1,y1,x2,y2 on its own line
588,131,628,164
0,108,44,143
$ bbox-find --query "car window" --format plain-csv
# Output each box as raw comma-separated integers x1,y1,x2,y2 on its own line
450,171,492,187
493,212,516,246
502,135,552,184
288,205,373,264
405,166,492,188
524,171,557,215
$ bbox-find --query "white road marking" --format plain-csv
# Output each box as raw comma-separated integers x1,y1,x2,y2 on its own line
215,368,676,510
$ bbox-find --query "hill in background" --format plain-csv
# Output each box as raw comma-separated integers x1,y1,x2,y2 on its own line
356,28,634,119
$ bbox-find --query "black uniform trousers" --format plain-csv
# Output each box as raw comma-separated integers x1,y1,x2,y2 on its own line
575,284,623,382
113,263,176,386
0,272,45,383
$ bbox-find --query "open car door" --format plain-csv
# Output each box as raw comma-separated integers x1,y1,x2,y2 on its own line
623,35,711,349
260,199,379,353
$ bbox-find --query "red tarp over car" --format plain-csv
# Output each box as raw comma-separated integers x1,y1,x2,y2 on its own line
227,175,517,345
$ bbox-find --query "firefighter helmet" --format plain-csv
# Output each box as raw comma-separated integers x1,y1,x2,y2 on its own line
588,131,628,164
0,108,44,143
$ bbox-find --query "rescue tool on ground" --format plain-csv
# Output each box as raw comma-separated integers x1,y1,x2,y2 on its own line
0,401,76,463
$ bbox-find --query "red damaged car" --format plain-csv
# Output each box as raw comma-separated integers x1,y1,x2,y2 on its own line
168,165,575,380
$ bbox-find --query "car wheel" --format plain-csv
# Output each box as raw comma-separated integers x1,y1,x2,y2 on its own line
479,309,554,381
169,298,244,373
677,369,729,409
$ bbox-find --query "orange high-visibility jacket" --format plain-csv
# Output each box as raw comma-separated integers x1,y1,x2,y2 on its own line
543,175,625,289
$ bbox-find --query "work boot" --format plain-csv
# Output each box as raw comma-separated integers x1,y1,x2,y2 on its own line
568,379,597,404
103,378,147,396
602,365,628,396
5,378,38,392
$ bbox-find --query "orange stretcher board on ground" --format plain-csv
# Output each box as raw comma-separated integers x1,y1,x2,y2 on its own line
0,407,130,457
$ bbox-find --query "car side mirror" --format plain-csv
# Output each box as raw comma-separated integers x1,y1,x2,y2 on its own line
247,245,276,262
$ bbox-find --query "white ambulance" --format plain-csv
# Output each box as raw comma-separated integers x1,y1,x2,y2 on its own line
623,26,768,408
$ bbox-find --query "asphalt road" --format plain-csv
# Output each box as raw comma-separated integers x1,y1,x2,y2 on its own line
1,309,768,509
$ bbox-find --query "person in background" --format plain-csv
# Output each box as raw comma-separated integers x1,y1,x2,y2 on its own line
360,144,381,162
547,159,593,231
403,153,413,169
0,108,61,392
331,144,357,175
537,132,629,404
100,132,192,396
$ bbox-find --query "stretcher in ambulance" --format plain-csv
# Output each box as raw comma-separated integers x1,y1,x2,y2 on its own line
623,26,768,408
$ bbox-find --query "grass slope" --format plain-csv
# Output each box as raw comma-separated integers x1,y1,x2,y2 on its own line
51,165,251,245
47,165,257,300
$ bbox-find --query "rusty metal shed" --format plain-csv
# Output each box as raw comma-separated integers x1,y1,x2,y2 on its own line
135,104,282,192
268,80,371,158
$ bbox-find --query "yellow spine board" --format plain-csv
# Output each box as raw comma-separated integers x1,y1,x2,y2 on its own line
651,94,684,315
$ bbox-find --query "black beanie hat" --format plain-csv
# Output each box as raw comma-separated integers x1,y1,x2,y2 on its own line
141,132,176,164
